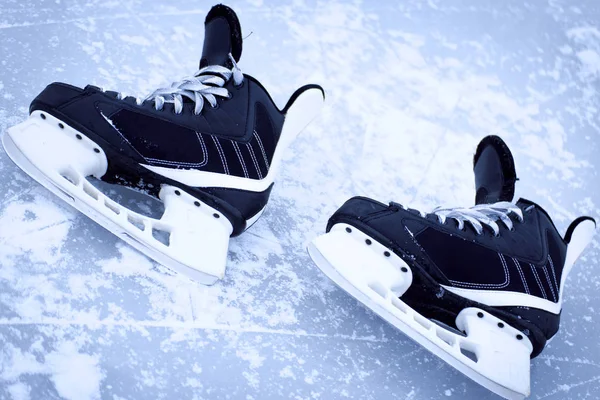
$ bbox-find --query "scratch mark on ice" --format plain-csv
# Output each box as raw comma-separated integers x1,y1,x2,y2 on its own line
537,375,600,398
537,354,600,368
0,318,387,343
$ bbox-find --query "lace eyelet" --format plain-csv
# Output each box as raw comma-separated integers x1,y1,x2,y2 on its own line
226,92,233,100
211,103,220,110
234,79,244,89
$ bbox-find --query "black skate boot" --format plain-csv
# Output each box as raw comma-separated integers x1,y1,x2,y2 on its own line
308,137,595,399
3,4,324,284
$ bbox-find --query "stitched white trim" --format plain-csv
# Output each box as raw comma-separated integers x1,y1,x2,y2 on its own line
542,264,557,302
140,86,324,192
449,252,510,289
146,158,206,167
548,255,560,296
254,130,270,169
212,136,229,175
246,142,263,179
529,263,547,300
196,132,208,164
145,132,208,168
231,141,249,178
512,257,530,295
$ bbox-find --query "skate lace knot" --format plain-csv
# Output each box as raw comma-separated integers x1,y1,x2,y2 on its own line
116,54,243,115
429,202,523,236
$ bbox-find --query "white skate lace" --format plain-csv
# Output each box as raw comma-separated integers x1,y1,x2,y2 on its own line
113,53,243,115
427,201,524,236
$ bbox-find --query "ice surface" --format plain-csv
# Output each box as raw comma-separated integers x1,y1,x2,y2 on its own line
0,0,598,399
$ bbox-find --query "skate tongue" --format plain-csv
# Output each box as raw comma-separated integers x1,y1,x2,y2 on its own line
199,4,243,69
473,135,517,205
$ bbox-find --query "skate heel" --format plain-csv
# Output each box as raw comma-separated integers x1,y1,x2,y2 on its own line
3,111,233,284
309,223,533,400
455,308,533,399
157,185,233,282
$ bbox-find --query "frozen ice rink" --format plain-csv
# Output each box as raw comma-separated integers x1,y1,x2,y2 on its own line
0,0,599,399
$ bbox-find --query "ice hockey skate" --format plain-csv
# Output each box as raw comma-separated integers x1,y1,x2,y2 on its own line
307,136,596,399
3,4,324,284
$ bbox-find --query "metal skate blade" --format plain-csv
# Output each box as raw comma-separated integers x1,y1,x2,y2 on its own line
308,224,532,400
3,112,233,285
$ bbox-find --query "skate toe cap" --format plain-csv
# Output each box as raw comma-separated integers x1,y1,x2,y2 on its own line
326,196,430,248
326,196,388,228
30,82,84,113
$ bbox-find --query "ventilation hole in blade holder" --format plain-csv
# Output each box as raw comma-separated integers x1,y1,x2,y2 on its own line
460,347,478,363
391,297,408,314
61,171,80,186
368,282,388,299
104,200,121,215
87,177,165,220
152,227,170,246
127,215,145,231
82,183,99,200
436,329,456,347
431,319,466,337
413,314,433,330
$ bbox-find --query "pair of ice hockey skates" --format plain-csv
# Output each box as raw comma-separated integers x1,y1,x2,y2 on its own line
2,4,596,400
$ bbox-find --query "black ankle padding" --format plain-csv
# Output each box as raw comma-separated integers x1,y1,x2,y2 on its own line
473,135,517,204
202,4,243,65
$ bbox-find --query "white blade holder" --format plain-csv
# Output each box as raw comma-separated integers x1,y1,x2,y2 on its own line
3,111,233,284
308,224,533,400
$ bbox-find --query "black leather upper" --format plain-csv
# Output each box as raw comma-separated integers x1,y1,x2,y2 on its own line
30,75,284,176
27,73,286,234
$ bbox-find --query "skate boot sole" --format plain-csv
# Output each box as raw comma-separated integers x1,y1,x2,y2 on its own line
3,111,233,284
308,223,534,400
